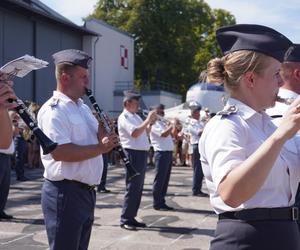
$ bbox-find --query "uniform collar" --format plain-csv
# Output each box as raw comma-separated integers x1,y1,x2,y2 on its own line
53,90,84,106
227,98,262,121
227,98,274,131
123,108,136,117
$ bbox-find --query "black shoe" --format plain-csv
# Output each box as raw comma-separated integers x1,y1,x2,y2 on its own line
120,223,137,231
154,204,175,211
193,191,209,197
97,188,111,193
16,176,29,182
0,211,13,220
120,219,146,230
131,219,147,228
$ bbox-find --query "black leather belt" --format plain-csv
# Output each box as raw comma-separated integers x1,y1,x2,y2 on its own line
46,179,96,191
62,179,96,191
219,207,299,221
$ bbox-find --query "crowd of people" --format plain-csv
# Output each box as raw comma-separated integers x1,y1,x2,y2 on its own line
1,22,300,250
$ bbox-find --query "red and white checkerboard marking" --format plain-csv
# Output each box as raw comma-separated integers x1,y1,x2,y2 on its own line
120,45,128,69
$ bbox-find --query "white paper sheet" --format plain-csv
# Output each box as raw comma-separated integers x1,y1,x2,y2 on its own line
0,55,48,78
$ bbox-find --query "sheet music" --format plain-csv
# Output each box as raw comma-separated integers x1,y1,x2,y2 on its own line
0,54,48,78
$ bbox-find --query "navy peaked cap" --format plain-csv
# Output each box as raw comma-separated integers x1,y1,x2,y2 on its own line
189,101,202,111
123,90,141,101
52,49,92,69
216,24,292,62
284,44,300,62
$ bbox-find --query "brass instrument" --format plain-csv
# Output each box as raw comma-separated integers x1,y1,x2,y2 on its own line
142,109,170,126
276,96,295,105
142,109,193,141
142,109,178,127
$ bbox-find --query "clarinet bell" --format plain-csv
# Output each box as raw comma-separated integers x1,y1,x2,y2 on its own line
128,171,140,181
124,160,140,181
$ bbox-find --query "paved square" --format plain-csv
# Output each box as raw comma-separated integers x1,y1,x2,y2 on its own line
0,165,216,250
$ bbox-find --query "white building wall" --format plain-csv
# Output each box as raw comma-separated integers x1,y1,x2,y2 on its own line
83,19,134,115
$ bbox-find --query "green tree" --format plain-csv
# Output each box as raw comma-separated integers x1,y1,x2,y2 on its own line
87,0,235,95
194,8,236,79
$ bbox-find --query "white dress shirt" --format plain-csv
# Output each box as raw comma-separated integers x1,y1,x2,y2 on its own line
0,141,14,154
199,98,300,214
118,109,150,150
150,120,174,151
267,88,298,117
188,118,204,145
37,91,103,185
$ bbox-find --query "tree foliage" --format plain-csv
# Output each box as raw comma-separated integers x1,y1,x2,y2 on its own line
87,0,235,95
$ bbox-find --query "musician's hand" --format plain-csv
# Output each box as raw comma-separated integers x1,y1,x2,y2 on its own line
275,96,300,140
0,81,17,110
97,122,109,140
146,110,157,124
101,133,119,153
0,72,10,81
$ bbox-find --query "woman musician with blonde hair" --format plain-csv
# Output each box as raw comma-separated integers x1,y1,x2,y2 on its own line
199,24,300,250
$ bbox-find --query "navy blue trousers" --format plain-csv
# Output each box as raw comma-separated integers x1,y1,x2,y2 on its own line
98,153,108,190
0,153,11,212
211,219,300,250
192,144,204,194
120,149,147,224
42,180,96,250
14,136,26,178
152,151,173,208
294,183,300,232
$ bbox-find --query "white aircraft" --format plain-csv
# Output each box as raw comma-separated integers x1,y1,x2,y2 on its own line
165,82,226,122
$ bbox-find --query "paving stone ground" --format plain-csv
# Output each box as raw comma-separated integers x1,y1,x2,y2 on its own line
0,164,217,250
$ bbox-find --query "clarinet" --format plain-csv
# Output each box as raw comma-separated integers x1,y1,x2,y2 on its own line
85,88,140,180
12,98,58,155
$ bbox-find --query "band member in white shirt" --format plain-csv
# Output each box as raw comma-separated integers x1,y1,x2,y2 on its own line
118,90,157,230
38,49,118,250
0,74,16,220
266,43,300,233
149,104,175,211
0,74,16,149
188,101,207,197
199,24,300,250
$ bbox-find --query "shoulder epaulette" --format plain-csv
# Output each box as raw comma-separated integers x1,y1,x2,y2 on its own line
217,105,238,116
49,98,59,107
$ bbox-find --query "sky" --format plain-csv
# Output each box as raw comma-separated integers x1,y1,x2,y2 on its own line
40,0,300,42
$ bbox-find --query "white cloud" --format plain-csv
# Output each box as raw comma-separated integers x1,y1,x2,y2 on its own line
40,0,98,25
205,0,300,42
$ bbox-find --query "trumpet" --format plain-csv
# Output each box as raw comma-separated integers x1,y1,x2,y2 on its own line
145,109,195,126
142,109,173,126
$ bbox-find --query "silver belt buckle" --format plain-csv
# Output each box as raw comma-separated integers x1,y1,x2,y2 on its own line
292,207,299,221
